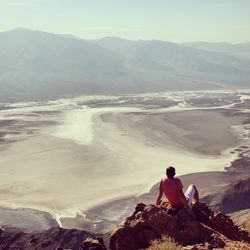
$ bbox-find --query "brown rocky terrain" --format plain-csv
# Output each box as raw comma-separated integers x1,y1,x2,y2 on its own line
0,202,249,249
0,227,96,250
110,203,250,250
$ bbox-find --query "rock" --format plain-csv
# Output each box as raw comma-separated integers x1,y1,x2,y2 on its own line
110,203,250,250
110,203,212,250
81,237,106,250
55,247,72,250
205,233,225,248
0,227,96,250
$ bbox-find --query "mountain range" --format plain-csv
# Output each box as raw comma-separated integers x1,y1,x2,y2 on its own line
0,28,250,101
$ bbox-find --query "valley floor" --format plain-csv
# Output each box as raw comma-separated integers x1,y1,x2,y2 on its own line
0,90,249,232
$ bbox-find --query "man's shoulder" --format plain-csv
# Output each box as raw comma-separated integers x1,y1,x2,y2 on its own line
160,177,182,184
174,177,182,182
173,177,183,187
160,177,166,183
161,177,182,181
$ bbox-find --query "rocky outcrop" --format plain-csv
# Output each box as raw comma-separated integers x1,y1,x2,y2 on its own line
0,227,99,250
0,203,249,250
110,203,250,250
82,237,106,250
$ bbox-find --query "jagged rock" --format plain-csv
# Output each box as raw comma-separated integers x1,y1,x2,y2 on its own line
56,247,72,250
205,233,225,248
81,237,106,250
0,227,96,250
192,203,250,242
109,203,250,250
110,203,211,250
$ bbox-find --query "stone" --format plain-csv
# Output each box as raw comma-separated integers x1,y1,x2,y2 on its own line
110,202,250,250
81,237,106,250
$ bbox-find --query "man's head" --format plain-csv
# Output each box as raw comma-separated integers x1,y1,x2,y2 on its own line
166,166,176,178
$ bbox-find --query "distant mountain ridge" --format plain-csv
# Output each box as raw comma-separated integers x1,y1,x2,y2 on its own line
183,41,250,60
0,28,250,101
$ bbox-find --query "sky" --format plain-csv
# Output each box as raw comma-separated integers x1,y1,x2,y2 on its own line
0,0,250,43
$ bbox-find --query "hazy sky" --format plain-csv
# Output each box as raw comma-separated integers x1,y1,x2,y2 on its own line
0,0,250,43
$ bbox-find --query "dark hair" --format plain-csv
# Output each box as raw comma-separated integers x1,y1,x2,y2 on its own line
166,166,175,178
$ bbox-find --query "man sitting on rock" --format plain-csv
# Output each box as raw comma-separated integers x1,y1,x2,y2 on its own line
156,166,199,208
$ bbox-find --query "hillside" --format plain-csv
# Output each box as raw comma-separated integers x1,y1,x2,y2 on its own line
183,42,250,60
0,28,250,101
201,177,250,214
0,28,124,101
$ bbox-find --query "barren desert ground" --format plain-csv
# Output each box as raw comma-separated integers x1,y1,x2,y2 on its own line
0,90,249,231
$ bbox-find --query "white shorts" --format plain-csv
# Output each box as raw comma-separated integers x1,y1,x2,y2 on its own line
185,184,196,207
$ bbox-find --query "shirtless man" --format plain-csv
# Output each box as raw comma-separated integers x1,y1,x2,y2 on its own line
156,166,199,208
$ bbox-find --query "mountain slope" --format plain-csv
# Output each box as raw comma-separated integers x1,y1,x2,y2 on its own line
201,177,250,214
95,38,250,74
0,28,125,100
183,42,250,60
0,29,250,101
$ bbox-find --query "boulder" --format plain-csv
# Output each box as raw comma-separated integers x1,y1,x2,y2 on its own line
81,237,106,250
110,202,250,250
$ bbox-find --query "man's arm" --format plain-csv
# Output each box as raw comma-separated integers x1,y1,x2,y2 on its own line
156,184,163,206
177,188,189,208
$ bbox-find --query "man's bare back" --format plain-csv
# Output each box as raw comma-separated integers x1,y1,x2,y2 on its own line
156,166,199,208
